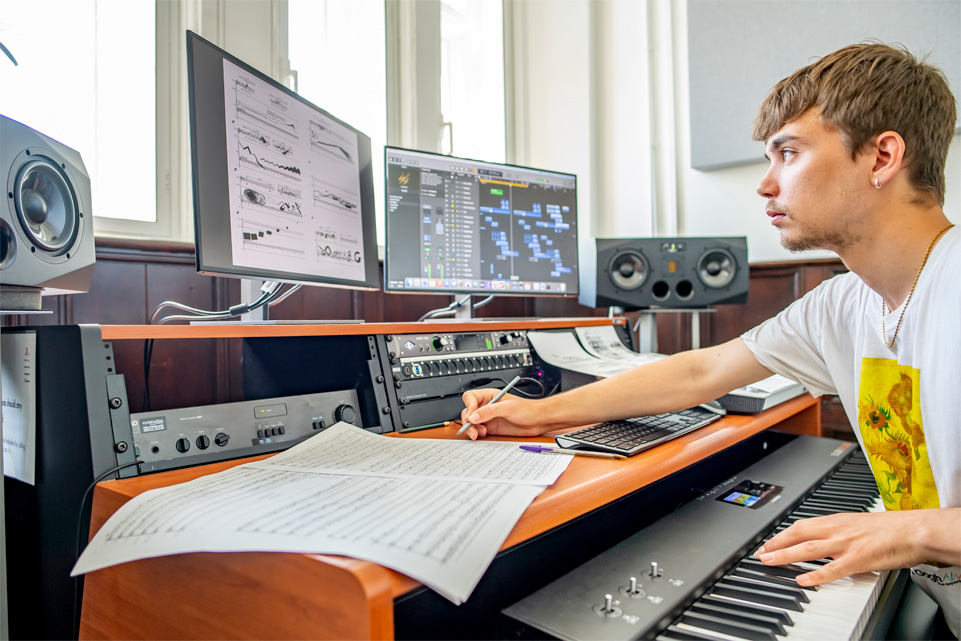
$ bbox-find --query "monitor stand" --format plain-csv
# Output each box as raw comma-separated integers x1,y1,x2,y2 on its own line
240,279,268,323
452,295,474,320
420,294,477,322
633,307,716,352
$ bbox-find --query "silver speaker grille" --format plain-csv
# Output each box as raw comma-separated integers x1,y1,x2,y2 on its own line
696,248,737,289
608,250,649,290
14,157,79,254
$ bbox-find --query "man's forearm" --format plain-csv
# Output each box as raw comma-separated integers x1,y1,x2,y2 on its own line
536,338,772,428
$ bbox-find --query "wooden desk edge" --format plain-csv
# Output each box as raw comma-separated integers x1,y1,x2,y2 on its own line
80,394,820,639
97,317,624,340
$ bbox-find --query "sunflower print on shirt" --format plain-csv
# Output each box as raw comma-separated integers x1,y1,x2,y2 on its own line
858,358,940,511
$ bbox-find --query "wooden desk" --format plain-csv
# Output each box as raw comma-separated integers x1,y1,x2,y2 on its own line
79,394,820,640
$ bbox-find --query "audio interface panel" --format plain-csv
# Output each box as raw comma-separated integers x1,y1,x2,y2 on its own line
130,389,360,473
376,330,544,431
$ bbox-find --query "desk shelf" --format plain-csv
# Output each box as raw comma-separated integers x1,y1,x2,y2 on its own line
80,395,820,640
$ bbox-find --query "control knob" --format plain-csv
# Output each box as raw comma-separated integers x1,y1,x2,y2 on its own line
196,435,210,450
175,437,191,453
214,432,230,447
335,404,357,424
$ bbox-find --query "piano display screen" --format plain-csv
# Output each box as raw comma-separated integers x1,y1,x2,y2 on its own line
716,480,783,510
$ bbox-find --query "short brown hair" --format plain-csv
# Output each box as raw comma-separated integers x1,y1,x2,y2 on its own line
753,43,957,206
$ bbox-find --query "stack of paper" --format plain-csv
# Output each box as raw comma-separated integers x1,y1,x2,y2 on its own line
72,423,573,605
527,326,665,378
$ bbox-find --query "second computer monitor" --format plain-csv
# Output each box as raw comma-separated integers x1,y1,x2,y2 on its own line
385,147,578,297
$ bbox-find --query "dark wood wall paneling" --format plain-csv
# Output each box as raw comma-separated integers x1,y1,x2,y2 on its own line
3,239,851,437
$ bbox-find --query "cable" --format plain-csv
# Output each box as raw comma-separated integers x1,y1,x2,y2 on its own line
416,294,495,321
268,283,302,307
417,295,471,322
471,295,494,310
510,376,547,398
74,459,144,639
468,375,547,398
142,281,285,410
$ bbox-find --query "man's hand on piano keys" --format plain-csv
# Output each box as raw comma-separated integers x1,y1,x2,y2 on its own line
754,507,961,586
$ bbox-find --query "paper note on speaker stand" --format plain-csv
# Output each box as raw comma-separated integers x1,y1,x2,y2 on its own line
1,332,36,485
573,325,666,367
527,331,636,378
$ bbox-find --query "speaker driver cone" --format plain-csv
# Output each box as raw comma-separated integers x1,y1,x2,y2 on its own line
697,248,737,289
0,219,17,269
608,250,649,290
14,158,79,254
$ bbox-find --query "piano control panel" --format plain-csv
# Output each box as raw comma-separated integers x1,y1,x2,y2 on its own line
499,437,888,641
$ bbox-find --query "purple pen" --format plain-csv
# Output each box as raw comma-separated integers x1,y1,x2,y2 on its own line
518,444,625,460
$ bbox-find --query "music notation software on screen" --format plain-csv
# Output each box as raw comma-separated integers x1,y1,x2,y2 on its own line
386,149,578,295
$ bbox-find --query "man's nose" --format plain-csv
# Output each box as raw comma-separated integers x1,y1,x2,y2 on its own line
757,167,778,199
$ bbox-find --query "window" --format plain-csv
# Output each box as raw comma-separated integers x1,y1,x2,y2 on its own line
288,0,387,244
0,0,157,227
440,0,505,163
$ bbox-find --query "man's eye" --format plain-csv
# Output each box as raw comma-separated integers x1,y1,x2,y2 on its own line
781,149,796,159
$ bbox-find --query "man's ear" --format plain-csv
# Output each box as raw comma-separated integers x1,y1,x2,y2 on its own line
871,131,906,188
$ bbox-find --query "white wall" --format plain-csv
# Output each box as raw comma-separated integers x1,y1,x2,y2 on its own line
668,0,961,264
505,0,597,297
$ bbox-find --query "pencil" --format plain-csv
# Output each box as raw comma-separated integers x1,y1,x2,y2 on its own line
457,375,522,435
399,421,450,434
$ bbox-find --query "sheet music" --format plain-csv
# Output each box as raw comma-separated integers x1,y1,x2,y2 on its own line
527,331,642,378
72,424,571,604
574,325,666,368
249,422,571,485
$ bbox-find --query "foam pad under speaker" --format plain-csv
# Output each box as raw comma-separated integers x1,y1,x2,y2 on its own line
581,236,748,310
1,115,95,294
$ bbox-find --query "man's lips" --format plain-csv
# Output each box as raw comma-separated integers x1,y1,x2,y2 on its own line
767,210,786,224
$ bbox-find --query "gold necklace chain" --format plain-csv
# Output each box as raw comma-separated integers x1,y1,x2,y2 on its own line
881,223,954,348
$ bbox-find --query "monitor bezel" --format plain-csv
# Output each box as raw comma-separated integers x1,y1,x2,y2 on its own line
383,145,579,298
186,30,380,292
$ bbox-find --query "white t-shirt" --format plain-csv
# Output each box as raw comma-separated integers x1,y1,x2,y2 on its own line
742,226,961,636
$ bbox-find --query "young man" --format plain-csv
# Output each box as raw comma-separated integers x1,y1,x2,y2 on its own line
460,43,960,636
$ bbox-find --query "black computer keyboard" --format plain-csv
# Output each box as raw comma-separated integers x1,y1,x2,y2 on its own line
553,407,723,457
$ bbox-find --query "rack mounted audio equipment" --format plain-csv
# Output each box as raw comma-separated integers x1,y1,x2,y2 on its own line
130,389,360,473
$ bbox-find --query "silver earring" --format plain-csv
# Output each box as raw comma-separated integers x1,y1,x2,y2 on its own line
875,178,882,189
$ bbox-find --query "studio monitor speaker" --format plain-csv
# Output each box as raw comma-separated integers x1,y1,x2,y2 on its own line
1,115,95,296
581,236,749,309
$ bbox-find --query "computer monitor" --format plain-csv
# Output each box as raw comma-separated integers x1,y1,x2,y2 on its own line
384,147,578,298
186,31,379,293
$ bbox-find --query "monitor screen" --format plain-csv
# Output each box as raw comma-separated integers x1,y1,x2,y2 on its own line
384,147,578,296
186,31,379,291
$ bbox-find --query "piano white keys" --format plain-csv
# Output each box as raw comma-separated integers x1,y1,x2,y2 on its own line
666,455,890,641
500,437,901,641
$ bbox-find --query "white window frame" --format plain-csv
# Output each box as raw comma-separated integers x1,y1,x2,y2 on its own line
94,0,291,245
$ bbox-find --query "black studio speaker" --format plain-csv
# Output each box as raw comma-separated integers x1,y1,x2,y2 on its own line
1,115,95,295
581,236,749,309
